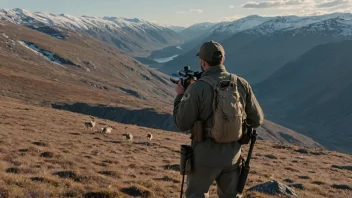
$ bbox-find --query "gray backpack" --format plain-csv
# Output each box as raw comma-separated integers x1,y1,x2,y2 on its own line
200,74,244,143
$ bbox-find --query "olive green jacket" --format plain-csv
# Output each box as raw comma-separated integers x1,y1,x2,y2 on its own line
173,64,264,167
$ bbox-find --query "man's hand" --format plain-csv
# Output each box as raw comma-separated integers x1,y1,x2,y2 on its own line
175,81,185,95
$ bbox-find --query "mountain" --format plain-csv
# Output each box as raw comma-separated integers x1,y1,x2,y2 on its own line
0,8,183,56
206,15,272,42
158,15,272,73
0,21,174,114
161,13,352,84
256,40,352,154
244,13,352,36
164,25,186,32
0,21,321,147
179,22,218,42
222,16,352,84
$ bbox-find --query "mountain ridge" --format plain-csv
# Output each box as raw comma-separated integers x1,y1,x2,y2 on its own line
0,8,183,56
256,40,352,154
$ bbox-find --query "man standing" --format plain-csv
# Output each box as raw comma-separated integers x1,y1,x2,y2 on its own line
173,41,264,198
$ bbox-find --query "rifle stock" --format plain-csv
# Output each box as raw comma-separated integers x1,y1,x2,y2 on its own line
237,130,258,194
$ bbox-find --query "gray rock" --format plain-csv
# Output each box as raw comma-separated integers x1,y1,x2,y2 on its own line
284,178,295,183
298,175,310,180
248,180,298,197
294,149,309,154
331,184,352,190
331,165,352,171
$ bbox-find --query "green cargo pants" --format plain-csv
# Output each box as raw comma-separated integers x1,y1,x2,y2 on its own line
185,138,242,198
185,164,241,198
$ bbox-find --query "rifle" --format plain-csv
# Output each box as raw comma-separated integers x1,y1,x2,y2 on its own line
237,129,258,194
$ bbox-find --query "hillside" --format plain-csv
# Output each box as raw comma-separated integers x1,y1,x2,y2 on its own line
0,8,183,56
0,97,351,198
256,40,352,154
0,21,176,109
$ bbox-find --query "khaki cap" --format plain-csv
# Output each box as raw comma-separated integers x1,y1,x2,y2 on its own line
196,40,225,62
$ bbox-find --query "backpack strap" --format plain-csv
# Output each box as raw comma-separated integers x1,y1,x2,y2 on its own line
198,76,217,135
198,76,218,89
230,74,238,86
198,75,217,114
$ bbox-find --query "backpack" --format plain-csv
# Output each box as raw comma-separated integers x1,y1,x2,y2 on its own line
199,74,244,143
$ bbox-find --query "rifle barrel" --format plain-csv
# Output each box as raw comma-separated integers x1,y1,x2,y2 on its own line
237,130,258,194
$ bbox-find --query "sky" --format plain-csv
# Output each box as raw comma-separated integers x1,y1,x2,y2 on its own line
1,0,352,26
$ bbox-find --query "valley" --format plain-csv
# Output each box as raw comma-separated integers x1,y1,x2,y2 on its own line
0,7,351,198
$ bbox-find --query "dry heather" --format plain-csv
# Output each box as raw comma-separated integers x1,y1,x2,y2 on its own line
0,97,351,198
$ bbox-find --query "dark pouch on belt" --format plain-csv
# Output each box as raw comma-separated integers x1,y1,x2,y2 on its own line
190,120,204,142
180,145,193,175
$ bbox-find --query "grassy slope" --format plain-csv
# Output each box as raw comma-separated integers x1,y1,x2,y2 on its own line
0,97,351,198
0,22,174,111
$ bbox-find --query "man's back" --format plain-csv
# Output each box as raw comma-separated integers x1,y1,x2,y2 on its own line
174,64,263,138
174,64,263,166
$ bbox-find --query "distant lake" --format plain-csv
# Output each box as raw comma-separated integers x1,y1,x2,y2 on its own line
153,55,178,63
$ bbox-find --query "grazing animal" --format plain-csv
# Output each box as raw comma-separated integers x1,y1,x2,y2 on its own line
101,126,113,134
126,133,133,141
147,133,153,141
84,117,96,130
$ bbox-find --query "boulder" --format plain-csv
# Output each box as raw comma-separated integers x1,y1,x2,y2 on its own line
248,180,298,197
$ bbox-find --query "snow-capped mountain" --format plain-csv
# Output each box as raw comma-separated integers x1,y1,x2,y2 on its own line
292,17,352,37
162,12,352,81
179,22,218,41
162,25,186,33
0,8,183,56
212,15,272,35
244,13,352,36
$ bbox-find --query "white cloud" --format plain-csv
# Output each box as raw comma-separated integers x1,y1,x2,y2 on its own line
229,5,235,8
190,9,203,13
242,0,306,8
176,9,203,14
316,0,350,8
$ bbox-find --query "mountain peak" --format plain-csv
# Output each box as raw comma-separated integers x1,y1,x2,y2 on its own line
124,18,142,23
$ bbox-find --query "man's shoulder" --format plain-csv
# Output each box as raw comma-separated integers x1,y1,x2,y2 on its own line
190,79,213,91
236,75,251,89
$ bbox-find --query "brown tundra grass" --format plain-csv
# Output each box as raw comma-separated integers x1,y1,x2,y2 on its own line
0,98,351,198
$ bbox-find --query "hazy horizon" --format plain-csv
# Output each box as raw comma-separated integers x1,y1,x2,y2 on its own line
1,0,352,26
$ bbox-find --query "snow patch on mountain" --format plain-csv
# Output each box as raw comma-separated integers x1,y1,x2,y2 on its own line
245,13,352,36
292,18,352,37
18,40,80,68
213,15,272,34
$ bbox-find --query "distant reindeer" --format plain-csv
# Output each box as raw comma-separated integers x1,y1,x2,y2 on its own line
125,133,133,141
101,126,113,134
147,133,153,141
84,116,96,130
